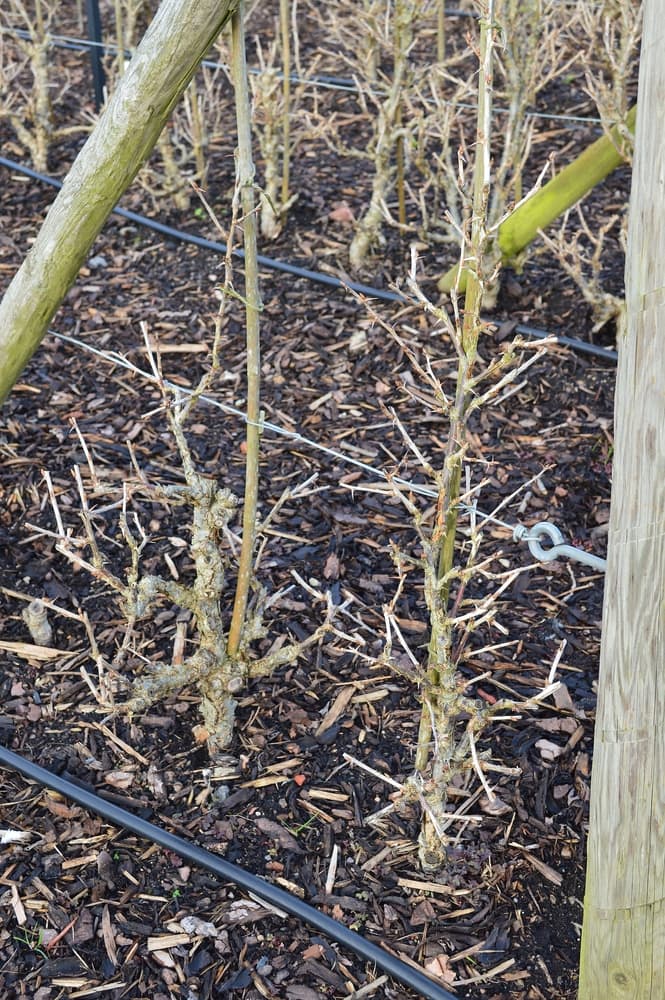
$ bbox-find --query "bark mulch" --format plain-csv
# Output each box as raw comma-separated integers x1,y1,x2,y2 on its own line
0,7,625,999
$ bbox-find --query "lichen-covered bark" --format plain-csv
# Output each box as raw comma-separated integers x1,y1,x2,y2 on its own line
124,473,244,752
0,0,239,404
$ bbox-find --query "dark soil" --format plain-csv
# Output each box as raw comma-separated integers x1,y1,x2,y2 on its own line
0,3,629,999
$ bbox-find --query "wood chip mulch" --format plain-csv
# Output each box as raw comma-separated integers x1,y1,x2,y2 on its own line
0,6,627,998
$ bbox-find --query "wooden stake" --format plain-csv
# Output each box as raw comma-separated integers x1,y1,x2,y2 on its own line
227,0,262,656
0,0,239,404
578,2,665,993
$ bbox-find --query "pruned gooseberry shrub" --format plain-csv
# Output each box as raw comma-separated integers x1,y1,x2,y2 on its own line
35,326,332,758
29,3,333,758
0,0,90,171
353,0,561,872
358,274,557,872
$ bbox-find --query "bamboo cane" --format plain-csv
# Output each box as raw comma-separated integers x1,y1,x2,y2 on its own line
227,0,262,656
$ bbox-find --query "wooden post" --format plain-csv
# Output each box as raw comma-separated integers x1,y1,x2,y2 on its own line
0,0,238,405
578,2,665,997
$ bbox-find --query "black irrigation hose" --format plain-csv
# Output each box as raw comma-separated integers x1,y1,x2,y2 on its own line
512,323,616,361
0,155,619,362
85,0,106,111
0,156,404,304
0,744,460,1000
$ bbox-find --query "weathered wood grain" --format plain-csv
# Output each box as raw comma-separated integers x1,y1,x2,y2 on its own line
578,1,665,996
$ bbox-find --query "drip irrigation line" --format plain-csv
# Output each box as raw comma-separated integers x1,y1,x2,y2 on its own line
0,743,460,1000
0,155,618,362
514,323,616,361
0,155,404,304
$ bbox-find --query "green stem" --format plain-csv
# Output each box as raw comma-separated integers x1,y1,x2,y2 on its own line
280,0,291,209
227,0,262,657
188,77,207,185
396,109,406,228
394,0,406,228
437,0,445,62
114,0,125,78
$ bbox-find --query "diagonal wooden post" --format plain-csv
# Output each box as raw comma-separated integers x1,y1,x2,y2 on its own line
578,2,665,996
438,106,636,294
0,0,239,405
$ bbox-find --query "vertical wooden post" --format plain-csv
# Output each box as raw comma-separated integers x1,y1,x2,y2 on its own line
0,0,238,405
578,2,665,997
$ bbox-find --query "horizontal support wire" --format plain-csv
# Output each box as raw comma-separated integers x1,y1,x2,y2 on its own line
47,329,530,542
49,331,442,499
0,24,603,124
49,330,607,571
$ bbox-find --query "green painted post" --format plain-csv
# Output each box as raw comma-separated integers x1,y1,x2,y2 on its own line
438,106,636,294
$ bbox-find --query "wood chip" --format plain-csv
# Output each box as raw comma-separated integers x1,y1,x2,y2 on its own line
454,958,516,985
351,688,390,704
397,878,471,896
239,775,289,788
92,722,150,765
101,905,117,967
315,685,355,738
10,884,26,925
306,788,349,803
511,845,563,886
62,853,99,870
103,770,135,789
137,341,207,353
147,933,190,951
0,640,61,660
68,985,126,997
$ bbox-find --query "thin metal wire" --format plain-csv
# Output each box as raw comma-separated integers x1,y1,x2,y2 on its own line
0,24,604,125
50,330,441,497
48,329,606,570
49,329,503,525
